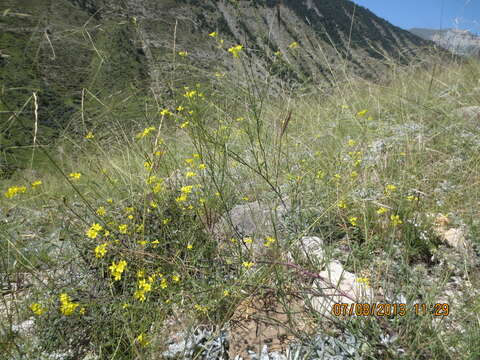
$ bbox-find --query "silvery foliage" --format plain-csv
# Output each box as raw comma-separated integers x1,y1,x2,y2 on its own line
164,328,364,360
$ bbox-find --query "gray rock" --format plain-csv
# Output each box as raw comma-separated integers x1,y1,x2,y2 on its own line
213,199,290,245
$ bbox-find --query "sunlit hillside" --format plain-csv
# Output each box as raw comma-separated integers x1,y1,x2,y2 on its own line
1,1,480,360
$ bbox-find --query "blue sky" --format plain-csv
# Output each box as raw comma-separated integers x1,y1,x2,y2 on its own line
352,0,480,34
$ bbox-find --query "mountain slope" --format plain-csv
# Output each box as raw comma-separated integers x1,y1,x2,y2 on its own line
1,0,439,167
410,28,480,56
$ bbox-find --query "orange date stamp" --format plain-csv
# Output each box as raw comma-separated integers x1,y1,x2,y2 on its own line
331,303,450,317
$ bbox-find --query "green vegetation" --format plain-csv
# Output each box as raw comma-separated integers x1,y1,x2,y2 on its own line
2,34,480,357
1,1,480,359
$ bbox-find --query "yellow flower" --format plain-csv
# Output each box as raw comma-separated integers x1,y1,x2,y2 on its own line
144,161,153,171
96,206,106,216
349,217,358,227
184,90,197,98
86,223,103,239
122,303,130,309
31,180,42,188
136,126,156,139
160,109,173,116
390,214,403,226
109,260,127,281
357,109,368,117
333,174,342,181
385,184,397,195
136,333,150,347
176,194,188,202
160,277,168,289
242,261,254,269
134,290,147,302
406,195,419,201
198,163,206,170
79,307,86,315
288,41,299,49
181,185,193,194
338,200,347,209
209,31,218,37
186,244,193,250
194,304,208,313
178,51,188,57
185,171,197,178
85,131,95,139
94,243,108,258
341,105,349,109
4,186,27,199
153,182,163,193
223,290,230,297
228,44,243,58
176,106,185,111
106,198,113,204
163,218,171,225
30,303,45,316
150,200,158,208
69,172,81,180
264,236,276,247
243,237,253,244
172,275,180,282
356,277,370,286
350,171,358,179
59,293,79,316
118,224,128,234
347,139,356,147
316,170,325,179
180,121,189,129
376,207,388,214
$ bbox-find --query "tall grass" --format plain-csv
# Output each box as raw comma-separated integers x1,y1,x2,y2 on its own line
1,29,480,360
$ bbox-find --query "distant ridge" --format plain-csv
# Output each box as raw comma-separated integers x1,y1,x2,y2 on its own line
409,27,480,56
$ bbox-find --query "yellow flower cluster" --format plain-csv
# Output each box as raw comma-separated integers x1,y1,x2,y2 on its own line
134,274,155,302
264,236,276,247
32,180,42,188
228,44,243,58
69,172,82,180
86,223,103,239
30,303,45,316
136,333,150,347
109,260,127,281
119,224,128,234
356,277,370,286
242,261,254,269
4,186,27,199
95,243,108,258
385,184,397,195
390,215,403,226
376,207,388,215
288,41,299,49
59,293,79,316
136,126,156,139
349,217,358,227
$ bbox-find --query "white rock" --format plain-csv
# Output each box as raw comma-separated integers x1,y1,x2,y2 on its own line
309,261,375,316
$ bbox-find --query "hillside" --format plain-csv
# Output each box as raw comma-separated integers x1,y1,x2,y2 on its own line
2,1,480,359
410,27,480,56
1,0,438,168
